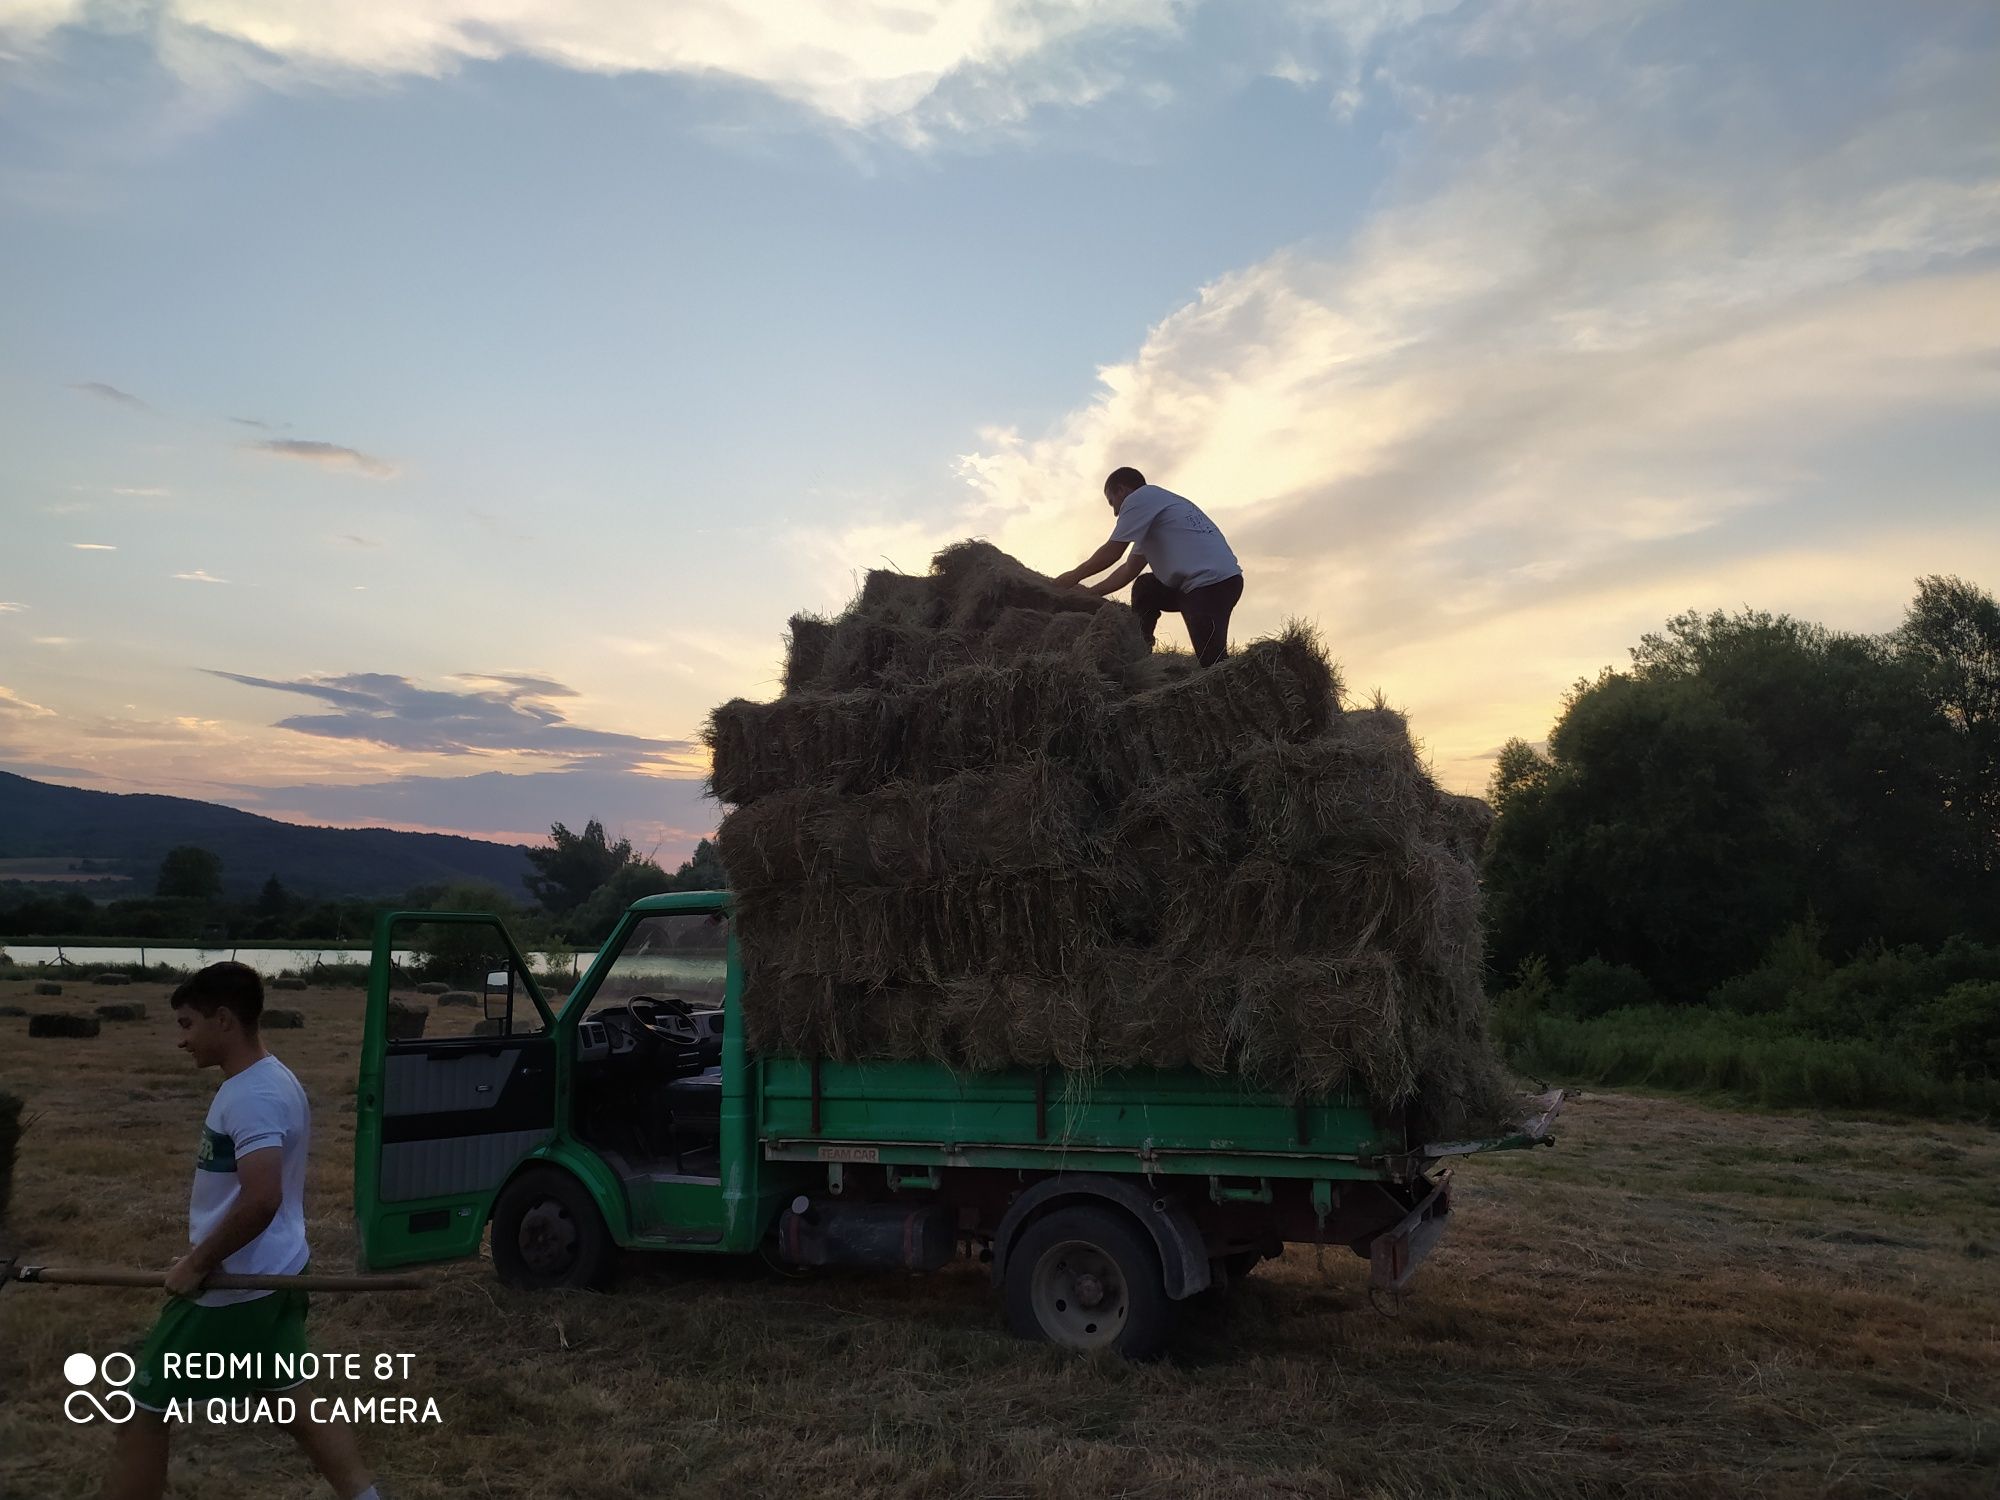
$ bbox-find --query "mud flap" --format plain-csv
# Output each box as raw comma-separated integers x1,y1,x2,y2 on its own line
1369,1170,1452,1293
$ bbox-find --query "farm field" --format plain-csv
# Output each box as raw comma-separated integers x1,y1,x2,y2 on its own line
1,976,1996,1500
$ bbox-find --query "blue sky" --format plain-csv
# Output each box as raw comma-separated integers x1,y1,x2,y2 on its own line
2,0,1996,862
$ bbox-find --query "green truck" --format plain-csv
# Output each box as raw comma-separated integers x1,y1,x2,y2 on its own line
356,893,1560,1356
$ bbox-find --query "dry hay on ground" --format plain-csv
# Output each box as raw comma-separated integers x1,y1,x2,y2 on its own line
711,539,1513,1136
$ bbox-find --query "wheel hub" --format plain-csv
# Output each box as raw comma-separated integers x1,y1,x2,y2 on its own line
1031,1240,1129,1350
519,1199,578,1275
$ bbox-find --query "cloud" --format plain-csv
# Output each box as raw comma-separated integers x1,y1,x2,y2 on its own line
70,379,150,411
337,533,383,548
110,486,172,497
206,668,691,769
230,415,284,429
5,0,1185,140
247,438,397,478
33,636,78,646
171,569,228,583
70,542,116,550
227,766,717,858
0,602,27,612
798,2,2000,790
0,685,54,717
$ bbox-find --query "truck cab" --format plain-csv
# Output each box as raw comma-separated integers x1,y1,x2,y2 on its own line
356,893,1558,1356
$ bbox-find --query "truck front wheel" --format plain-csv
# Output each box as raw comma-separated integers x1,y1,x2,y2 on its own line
492,1167,611,1290
1004,1204,1174,1359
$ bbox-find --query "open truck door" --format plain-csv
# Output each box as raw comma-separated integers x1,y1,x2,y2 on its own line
355,912,559,1270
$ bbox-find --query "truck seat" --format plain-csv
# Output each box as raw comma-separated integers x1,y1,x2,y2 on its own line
665,1066,723,1137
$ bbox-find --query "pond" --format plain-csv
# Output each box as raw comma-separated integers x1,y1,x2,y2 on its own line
1,944,586,979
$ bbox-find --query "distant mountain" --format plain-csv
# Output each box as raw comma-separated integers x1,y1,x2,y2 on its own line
0,771,534,899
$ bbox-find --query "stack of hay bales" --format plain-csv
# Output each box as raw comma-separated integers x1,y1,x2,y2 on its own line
707,542,1514,1138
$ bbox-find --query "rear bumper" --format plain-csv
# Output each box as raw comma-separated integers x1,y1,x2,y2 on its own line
1369,1170,1453,1293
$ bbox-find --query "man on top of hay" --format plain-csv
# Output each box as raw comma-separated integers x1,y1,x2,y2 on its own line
1055,467,1244,667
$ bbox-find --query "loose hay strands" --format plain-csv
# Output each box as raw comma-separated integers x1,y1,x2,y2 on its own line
929,540,1103,630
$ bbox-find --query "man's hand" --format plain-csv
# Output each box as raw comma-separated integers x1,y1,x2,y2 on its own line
164,1253,208,1299
1057,539,1128,589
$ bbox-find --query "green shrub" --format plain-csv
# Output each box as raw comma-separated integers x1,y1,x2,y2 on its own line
1912,981,2000,1082
1553,957,1654,1020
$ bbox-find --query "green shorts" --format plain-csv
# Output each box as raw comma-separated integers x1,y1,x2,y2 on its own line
130,1279,312,1411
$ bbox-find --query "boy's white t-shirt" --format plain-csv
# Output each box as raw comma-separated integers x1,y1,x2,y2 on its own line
189,1054,311,1306
1108,484,1241,592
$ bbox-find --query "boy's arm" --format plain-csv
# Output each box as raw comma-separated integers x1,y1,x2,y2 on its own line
165,1147,283,1297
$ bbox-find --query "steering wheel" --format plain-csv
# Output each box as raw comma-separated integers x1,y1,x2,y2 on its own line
627,995,694,1033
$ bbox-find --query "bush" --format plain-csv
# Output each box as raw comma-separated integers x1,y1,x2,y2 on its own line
1911,981,2000,1082
1553,957,1655,1020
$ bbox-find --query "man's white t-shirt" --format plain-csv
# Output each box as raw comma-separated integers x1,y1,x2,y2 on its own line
189,1054,311,1306
1108,484,1241,592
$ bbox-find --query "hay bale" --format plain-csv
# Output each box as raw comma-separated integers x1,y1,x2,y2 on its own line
1435,792,1496,868
471,1018,505,1037
92,972,132,986
270,977,307,992
32,981,61,997
96,1003,147,1022
416,981,450,995
928,541,1102,630
0,1088,21,1221
0,1005,27,1017
262,1009,304,1029
386,1001,428,1041
783,613,836,691
1097,624,1340,787
438,991,480,1008
28,1014,99,1039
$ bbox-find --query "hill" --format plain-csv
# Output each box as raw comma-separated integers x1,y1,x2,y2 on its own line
0,771,534,899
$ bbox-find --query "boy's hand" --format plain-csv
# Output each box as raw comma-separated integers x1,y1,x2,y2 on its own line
164,1253,208,1298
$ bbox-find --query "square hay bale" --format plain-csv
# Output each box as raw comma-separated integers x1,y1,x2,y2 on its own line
96,1002,147,1022
270,977,307,992
416,981,450,995
1227,953,1416,1105
438,991,481,1008
857,568,942,622
262,1009,305,1029
928,540,1101,631
1235,719,1439,860
0,1005,26,1017
0,1088,21,1221
32,981,61,997
29,1013,99,1039
1434,792,1496,868
706,688,900,805
1097,624,1340,787
93,972,132,986
782,613,836,692
386,1001,428,1041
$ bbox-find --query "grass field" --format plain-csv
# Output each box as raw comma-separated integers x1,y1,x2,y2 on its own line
1,977,1996,1500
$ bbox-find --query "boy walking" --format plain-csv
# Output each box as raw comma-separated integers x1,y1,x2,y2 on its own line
105,961,380,1500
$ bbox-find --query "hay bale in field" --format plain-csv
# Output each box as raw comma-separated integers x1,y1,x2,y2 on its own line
1435,792,1495,868
471,1018,505,1037
29,1013,99,1039
96,1003,147,1022
0,1088,21,1221
438,991,480,1008
416,981,450,995
0,1005,27,1017
92,972,132,986
270,977,307,992
32,981,61,997
385,1001,428,1041
262,1009,304,1029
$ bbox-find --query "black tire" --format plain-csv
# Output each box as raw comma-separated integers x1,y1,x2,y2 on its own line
491,1167,612,1290
1224,1249,1262,1281
1004,1204,1175,1359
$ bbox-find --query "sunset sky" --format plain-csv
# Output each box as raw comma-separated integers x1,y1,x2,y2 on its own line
3,0,1996,863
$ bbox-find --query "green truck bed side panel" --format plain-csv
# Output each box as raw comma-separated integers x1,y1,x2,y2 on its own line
756,1057,1406,1175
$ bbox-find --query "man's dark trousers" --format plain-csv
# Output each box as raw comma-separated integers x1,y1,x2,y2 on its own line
1131,572,1244,667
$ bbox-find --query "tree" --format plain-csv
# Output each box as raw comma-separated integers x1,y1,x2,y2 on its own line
523,820,632,916
156,846,223,903
568,858,673,945
254,875,291,920
1484,600,1973,1000
1896,574,2000,871
668,837,725,892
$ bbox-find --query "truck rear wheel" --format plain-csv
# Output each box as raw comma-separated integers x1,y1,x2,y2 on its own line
492,1167,611,1290
1004,1204,1174,1359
